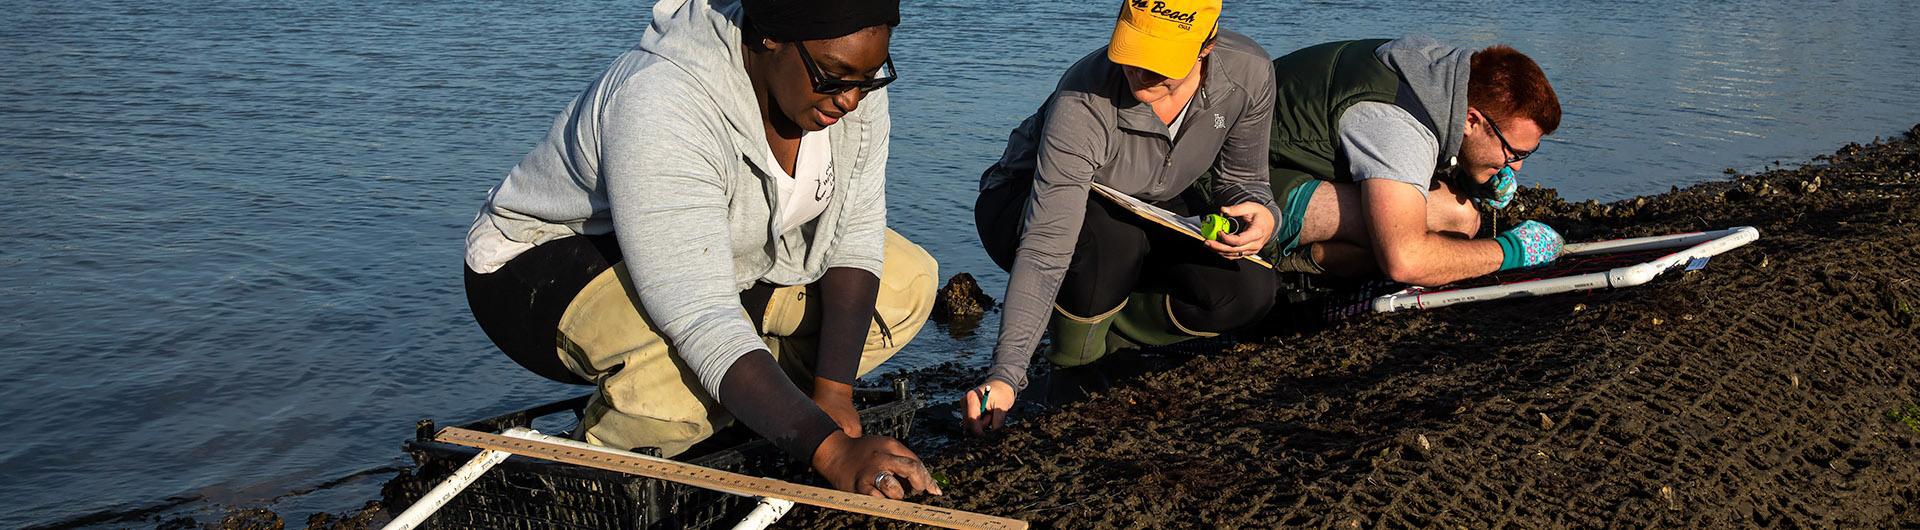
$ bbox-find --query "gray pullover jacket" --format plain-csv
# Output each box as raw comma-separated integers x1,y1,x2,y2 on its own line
980,31,1275,389
467,0,891,400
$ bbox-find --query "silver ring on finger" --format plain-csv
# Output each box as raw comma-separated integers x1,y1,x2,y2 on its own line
873,470,894,489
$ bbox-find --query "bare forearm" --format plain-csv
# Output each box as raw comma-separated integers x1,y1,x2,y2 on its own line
1375,231,1504,287
1360,180,1506,287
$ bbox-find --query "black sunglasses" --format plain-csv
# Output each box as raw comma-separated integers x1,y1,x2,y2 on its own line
793,41,896,95
1482,111,1536,165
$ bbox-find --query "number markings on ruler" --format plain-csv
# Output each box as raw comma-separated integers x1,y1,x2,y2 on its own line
434,427,1028,530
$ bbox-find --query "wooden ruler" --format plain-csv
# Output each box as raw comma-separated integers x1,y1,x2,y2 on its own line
435,427,1028,530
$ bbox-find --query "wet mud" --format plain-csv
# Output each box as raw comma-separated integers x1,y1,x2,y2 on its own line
794,126,1920,529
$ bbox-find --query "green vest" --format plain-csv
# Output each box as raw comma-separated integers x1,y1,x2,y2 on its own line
1197,40,1439,206
1268,39,1403,186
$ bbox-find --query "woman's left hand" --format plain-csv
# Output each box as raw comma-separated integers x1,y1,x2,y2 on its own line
1204,201,1274,260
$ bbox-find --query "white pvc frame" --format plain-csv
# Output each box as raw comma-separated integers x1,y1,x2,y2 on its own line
378,427,798,530
1370,226,1760,313
379,434,524,530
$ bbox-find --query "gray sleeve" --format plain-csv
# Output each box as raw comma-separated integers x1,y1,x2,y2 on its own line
1336,101,1440,197
599,74,769,402
824,89,889,276
987,94,1107,390
1209,55,1279,219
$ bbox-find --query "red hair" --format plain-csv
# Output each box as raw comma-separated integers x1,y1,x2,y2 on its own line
1468,46,1560,135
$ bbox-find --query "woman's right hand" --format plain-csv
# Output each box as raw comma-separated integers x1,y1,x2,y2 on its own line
811,431,942,499
960,379,1017,436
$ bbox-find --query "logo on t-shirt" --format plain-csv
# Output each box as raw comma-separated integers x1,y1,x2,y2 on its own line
815,162,835,201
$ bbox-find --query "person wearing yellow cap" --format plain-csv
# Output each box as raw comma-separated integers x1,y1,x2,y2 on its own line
963,0,1278,434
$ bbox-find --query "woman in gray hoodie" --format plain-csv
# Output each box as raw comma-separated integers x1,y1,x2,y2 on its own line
463,0,940,498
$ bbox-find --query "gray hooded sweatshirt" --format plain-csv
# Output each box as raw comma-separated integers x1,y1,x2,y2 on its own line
465,0,891,400
1375,35,1474,178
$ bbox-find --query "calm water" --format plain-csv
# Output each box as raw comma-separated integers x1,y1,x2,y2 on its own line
2,0,1916,526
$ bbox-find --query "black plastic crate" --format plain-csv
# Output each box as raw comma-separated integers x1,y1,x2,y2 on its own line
385,380,919,530
1273,272,1404,323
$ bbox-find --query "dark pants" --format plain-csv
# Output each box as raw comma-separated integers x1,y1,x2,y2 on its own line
974,177,1276,333
464,234,623,385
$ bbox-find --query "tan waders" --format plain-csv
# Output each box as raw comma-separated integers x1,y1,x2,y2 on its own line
557,230,937,456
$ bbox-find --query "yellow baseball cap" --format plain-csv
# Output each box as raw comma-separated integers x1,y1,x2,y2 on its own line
1108,0,1222,79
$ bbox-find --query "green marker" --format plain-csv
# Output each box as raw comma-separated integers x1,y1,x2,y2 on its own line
1200,214,1242,241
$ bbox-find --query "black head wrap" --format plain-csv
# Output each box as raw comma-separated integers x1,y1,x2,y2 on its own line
740,0,900,43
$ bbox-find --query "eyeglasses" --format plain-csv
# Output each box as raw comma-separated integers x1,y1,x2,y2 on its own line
1482,111,1535,166
793,41,897,95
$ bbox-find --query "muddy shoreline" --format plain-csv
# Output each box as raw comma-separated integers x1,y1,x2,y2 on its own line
792,126,1920,528
130,127,1920,529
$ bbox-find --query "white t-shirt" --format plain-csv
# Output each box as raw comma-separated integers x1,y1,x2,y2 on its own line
1168,97,1195,141
768,127,835,234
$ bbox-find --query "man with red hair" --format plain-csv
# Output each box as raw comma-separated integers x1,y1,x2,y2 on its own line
1258,37,1565,287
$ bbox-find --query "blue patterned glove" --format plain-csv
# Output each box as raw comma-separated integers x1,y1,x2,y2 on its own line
1478,167,1517,209
1494,220,1563,270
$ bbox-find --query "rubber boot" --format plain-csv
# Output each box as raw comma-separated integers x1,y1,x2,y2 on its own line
1109,292,1218,349
1042,304,1125,406
1045,303,1125,368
